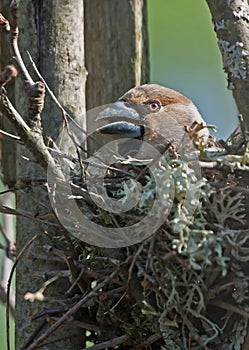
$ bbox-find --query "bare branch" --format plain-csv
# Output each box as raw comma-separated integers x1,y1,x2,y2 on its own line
0,128,21,140
6,234,37,350
23,268,120,350
0,9,45,132
209,298,249,319
80,334,130,350
0,88,64,178
7,3,34,87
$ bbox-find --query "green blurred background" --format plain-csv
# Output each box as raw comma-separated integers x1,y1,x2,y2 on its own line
0,2,239,349
148,0,237,138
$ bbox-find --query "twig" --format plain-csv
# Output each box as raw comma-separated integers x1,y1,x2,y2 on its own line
80,334,130,350
0,88,64,179
0,128,21,140
27,51,67,115
0,286,15,317
24,267,120,350
143,332,163,347
0,204,60,229
8,3,34,86
24,276,59,302
135,143,171,181
26,334,77,348
0,9,61,174
6,234,38,350
0,204,39,218
2,6,45,131
238,114,249,145
0,222,15,260
20,321,47,350
209,299,249,319
64,256,88,295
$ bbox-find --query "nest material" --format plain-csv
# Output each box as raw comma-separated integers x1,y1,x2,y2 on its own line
23,128,249,350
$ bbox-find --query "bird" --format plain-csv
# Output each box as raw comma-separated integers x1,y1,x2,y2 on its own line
96,84,210,155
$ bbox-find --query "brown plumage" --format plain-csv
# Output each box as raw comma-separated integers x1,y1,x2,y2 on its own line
97,84,209,152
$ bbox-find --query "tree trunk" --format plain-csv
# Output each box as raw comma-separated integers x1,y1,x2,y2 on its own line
85,0,149,108
12,0,149,349
84,0,149,152
206,0,249,129
15,2,86,349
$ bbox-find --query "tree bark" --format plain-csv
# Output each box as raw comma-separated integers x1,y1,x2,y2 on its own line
2,1,248,348
15,2,86,349
1,0,150,348
205,3,249,348
84,0,149,152
85,0,149,108
206,0,249,129
0,0,16,187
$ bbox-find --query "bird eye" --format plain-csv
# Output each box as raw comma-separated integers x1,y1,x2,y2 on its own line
146,100,161,112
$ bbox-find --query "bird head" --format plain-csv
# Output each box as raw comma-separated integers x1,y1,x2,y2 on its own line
96,84,209,153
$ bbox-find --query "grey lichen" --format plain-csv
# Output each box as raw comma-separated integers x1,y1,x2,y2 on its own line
222,317,248,350
233,6,249,22
228,81,235,90
214,19,225,31
28,124,249,349
218,40,248,79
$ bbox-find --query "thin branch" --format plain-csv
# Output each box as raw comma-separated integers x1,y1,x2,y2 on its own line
209,298,249,319
0,222,15,260
0,128,21,141
23,267,120,350
0,9,45,130
0,203,60,228
6,234,38,350
0,88,64,179
0,285,15,316
7,4,34,86
80,334,130,350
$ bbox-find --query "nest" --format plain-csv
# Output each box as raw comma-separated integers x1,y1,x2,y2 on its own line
19,126,249,350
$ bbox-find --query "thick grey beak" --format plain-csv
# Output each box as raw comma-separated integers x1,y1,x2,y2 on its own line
96,101,144,138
